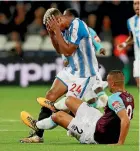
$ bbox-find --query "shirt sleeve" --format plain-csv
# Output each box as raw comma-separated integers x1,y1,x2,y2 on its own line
108,93,125,114
68,19,89,45
127,19,131,32
68,19,81,45
88,27,103,52
61,54,68,61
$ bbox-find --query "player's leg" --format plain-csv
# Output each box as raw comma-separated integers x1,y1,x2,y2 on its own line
45,77,68,101
135,77,140,88
20,78,68,143
21,111,73,131
52,111,73,129
133,60,140,88
65,96,83,116
35,97,81,130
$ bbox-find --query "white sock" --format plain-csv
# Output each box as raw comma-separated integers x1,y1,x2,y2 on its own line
54,97,68,111
96,91,108,108
36,116,57,130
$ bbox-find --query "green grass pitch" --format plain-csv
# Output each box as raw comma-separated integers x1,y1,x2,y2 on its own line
0,86,139,151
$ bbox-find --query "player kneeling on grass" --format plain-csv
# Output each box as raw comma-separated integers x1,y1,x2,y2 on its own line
21,70,134,145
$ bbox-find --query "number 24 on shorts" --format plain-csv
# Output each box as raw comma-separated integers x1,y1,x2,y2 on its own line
70,83,82,94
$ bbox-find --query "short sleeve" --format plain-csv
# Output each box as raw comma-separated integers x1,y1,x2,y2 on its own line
61,54,68,61
68,19,89,45
68,19,81,45
88,27,103,52
108,93,125,114
127,19,131,32
88,27,97,37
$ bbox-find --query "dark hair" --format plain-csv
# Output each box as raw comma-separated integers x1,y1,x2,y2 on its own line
65,8,79,17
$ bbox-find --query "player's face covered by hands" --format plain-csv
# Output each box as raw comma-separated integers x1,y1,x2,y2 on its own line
46,15,60,34
46,15,65,34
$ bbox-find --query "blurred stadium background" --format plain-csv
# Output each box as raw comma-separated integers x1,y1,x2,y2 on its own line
0,1,139,151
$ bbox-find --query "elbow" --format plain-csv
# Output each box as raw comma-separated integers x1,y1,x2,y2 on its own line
123,118,130,128
63,52,73,57
126,119,130,127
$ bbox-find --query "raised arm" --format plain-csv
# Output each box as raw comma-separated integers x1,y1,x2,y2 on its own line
89,27,106,55
46,24,60,54
47,16,78,56
117,19,134,50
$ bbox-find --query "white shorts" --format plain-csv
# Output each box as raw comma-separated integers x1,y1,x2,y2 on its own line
56,69,97,99
133,60,140,77
67,102,102,144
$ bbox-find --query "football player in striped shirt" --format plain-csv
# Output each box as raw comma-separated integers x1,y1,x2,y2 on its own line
117,0,140,88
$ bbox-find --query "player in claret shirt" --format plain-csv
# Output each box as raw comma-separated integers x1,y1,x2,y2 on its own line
21,70,134,145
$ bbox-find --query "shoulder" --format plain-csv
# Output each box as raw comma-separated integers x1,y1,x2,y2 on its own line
88,27,96,36
70,18,89,37
108,92,123,108
108,92,122,101
71,18,88,29
71,18,81,27
127,15,137,24
108,92,125,113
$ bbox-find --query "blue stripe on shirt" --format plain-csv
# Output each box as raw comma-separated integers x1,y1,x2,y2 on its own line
77,48,85,77
85,38,96,76
127,19,131,32
135,15,140,48
80,77,90,98
68,23,76,74
67,56,75,74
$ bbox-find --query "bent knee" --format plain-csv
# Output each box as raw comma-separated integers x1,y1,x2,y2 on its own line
65,96,76,107
46,90,57,101
51,111,64,123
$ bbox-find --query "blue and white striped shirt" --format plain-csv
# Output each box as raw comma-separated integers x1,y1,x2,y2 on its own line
127,15,140,60
62,18,99,78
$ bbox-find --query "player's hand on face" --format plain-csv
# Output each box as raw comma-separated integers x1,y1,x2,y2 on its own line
99,48,106,55
46,22,54,36
47,15,61,34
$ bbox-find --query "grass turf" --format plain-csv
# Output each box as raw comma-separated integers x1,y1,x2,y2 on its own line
0,86,139,151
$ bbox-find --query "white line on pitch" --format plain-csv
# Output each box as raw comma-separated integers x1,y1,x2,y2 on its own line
0,129,138,132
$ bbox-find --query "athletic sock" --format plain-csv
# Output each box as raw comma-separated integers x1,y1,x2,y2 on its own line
54,97,68,111
36,116,57,130
35,107,52,137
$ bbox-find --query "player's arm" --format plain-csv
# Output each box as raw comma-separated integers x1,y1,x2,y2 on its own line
117,19,134,50
108,95,130,145
62,54,69,67
54,31,78,56
47,16,78,56
117,32,133,50
89,27,106,55
116,109,130,145
46,24,61,54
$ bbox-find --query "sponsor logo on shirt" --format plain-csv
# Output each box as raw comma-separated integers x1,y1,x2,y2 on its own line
112,101,122,112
